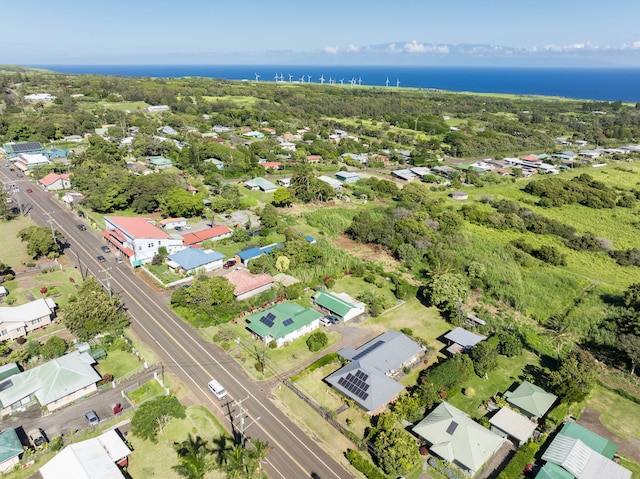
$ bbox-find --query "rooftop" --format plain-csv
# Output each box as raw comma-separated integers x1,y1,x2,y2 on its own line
225,269,274,296
104,216,172,240
246,302,322,340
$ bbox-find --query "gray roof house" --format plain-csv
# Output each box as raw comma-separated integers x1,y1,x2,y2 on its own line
0,297,57,341
391,169,418,181
326,330,425,414
0,351,101,415
413,402,505,477
489,406,538,446
443,327,487,355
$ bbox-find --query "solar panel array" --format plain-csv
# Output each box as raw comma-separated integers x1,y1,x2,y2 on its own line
282,318,294,327
9,142,43,153
337,370,369,401
259,312,276,328
352,340,384,360
446,421,459,435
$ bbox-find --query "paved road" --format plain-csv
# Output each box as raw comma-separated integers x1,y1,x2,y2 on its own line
0,167,353,479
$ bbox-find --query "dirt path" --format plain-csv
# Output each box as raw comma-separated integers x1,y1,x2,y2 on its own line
578,408,640,463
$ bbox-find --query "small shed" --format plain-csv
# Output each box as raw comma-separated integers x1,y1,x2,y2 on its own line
449,191,469,200
489,407,537,446
443,327,486,355
335,171,361,183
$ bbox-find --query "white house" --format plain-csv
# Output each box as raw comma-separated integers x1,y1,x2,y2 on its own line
38,173,72,191
246,302,323,347
103,216,184,266
0,298,57,341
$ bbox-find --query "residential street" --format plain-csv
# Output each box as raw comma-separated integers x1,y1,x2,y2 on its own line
0,169,354,479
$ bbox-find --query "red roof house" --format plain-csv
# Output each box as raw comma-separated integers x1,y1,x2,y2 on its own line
38,173,72,191
225,269,274,300
182,225,233,246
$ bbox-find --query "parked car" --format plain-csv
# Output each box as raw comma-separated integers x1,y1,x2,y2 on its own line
325,315,340,324
174,226,182,231
96,255,106,263
201,215,208,220
26,188,33,193
223,259,236,269
101,245,111,253
16,173,23,177
28,428,48,448
115,257,123,264
84,410,99,426
77,224,87,231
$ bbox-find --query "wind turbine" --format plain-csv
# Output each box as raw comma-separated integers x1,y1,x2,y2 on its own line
307,74,312,83
274,73,279,82
319,74,325,85
350,77,356,86
358,77,362,86
328,76,333,85
288,73,293,83
396,79,401,88
299,75,305,83
254,73,260,82
339,78,344,85
385,77,390,87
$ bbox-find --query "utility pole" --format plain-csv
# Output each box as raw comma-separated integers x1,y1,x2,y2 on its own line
99,267,113,299
233,397,262,447
44,212,60,252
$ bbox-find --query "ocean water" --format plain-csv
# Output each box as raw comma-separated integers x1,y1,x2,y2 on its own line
30,64,640,102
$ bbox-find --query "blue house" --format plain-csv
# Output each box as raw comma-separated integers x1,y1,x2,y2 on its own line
236,247,264,265
167,248,225,274
335,171,361,183
46,147,69,160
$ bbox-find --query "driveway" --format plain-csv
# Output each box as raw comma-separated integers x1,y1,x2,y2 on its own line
578,408,640,463
0,366,160,443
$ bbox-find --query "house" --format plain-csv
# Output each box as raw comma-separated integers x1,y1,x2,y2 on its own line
147,105,170,112
24,93,56,102
2,141,45,157
391,168,418,181
45,147,69,160
39,429,132,479
244,178,277,193
316,175,342,192
260,161,282,170
504,381,557,420
432,165,458,179
158,125,178,136
412,402,505,476
326,331,425,414
225,269,274,301
37,173,72,191
148,156,173,169
335,171,360,183
538,422,631,479
443,327,487,355
182,225,233,246
103,216,184,266
279,141,296,152
126,162,153,176
341,153,368,164
243,131,265,139
311,290,365,322
63,135,83,143
0,351,101,415
157,217,187,230
306,155,322,163
0,429,23,473
167,248,225,274
277,178,292,188
204,158,224,169
236,247,264,265
14,153,51,172
246,302,323,347
410,167,432,179
489,407,538,446
0,298,57,341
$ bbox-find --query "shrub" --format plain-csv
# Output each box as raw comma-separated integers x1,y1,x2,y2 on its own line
497,331,523,357
345,449,388,479
306,331,328,352
497,441,540,479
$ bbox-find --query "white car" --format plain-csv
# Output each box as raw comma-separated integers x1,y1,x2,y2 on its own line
207,379,228,400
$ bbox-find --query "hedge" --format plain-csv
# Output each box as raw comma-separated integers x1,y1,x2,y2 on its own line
345,448,389,479
497,441,540,479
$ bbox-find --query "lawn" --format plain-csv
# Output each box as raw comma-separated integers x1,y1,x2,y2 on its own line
0,215,38,268
126,379,165,405
586,385,640,442
128,405,228,479
96,349,143,379
240,187,274,206
146,263,182,284
447,347,544,419
330,275,397,307
202,95,262,106
1,268,83,307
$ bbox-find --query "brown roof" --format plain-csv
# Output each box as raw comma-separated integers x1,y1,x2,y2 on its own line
39,173,71,187
182,225,232,246
226,269,274,296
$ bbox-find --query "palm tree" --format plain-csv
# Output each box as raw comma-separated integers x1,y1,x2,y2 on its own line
543,315,575,366
247,438,271,477
172,434,214,479
221,444,247,479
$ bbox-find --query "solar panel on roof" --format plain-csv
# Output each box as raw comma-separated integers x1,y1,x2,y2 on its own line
338,377,346,386
266,313,276,321
352,340,385,360
10,142,43,153
363,383,369,391
282,318,294,327
446,421,458,435
360,373,369,382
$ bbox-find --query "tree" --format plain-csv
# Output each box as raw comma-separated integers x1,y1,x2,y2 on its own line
17,225,62,259
131,395,186,442
543,315,576,365
624,283,640,312
40,336,67,359
62,276,129,341
161,187,205,217
172,434,214,479
548,349,598,404
258,204,279,229
497,331,522,357
306,331,328,352
372,426,421,476
469,341,499,377
426,273,470,316
619,334,640,375
272,187,292,207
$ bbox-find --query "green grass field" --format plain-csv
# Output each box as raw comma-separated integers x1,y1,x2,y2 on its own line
0,215,39,267
127,380,165,405
2,268,83,307
96,349,143,379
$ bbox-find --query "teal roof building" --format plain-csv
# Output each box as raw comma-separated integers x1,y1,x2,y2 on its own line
246,302,323,347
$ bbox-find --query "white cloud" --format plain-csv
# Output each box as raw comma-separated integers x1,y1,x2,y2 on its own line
632,41,640,49
323,46,340,55
346,44,360,53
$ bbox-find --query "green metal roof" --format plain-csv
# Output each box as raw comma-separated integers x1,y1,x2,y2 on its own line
312,290,356,318
505,381,557,418
560,422,617,459
246,302,323,340
0,428,23,463
0,363,20,382
536,462,575,479
148,155,172,165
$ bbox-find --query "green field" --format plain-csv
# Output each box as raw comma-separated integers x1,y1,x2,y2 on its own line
96,349,143,379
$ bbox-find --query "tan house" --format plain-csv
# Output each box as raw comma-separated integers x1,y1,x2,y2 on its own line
38,173,72,191
0,298,57,341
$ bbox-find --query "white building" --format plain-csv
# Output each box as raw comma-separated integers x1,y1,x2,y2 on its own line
103,216,184,266
0,298,57,341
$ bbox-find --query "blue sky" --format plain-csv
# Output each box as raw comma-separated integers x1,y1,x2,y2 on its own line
3,0,640,66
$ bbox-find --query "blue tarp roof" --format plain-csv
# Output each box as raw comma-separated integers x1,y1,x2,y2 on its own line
237,247,263,261
168,248,224,270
